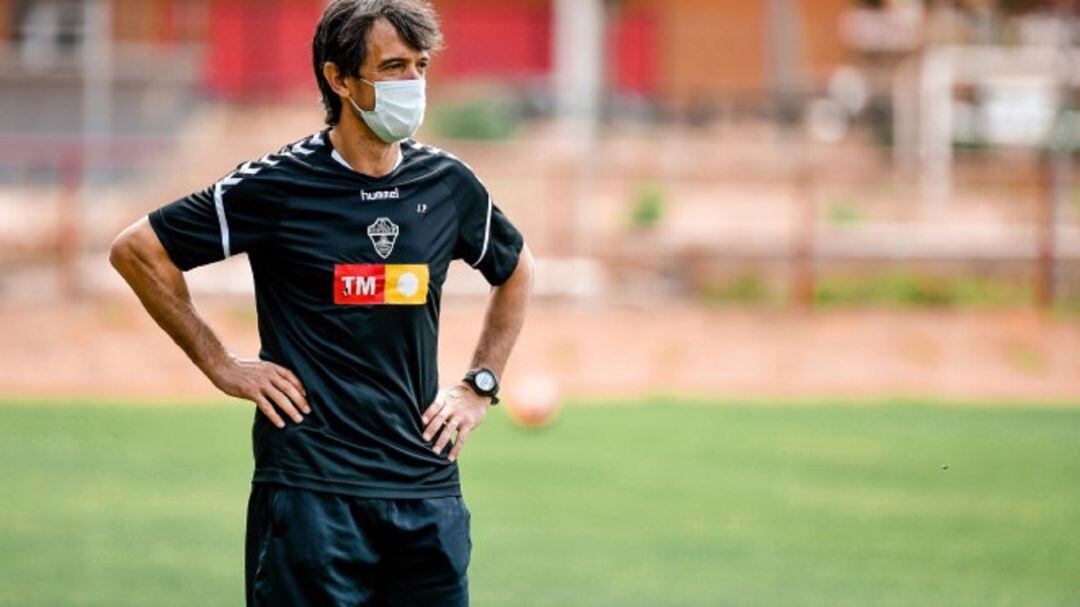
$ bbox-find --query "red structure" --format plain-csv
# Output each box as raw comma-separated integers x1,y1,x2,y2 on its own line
609,5,659,95
0,0,851,104
204,0,325,99
438,2,552,80
201,0,559,99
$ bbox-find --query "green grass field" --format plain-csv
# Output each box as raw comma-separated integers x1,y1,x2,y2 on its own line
1,399,1078,606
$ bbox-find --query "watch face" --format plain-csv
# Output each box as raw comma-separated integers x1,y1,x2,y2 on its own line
475,371,496,392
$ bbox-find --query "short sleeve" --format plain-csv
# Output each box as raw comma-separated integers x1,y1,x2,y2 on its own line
452,167,524,286
148,164,279,271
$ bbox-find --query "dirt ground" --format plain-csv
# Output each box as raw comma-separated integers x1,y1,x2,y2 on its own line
2,297,1077,404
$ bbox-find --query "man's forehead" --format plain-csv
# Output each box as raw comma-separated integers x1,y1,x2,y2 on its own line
365,18,428,62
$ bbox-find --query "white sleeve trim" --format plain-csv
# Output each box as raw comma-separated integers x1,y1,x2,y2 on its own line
471,194,493,268
213,181,231,258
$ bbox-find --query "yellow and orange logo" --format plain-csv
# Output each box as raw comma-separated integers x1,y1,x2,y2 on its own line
334,264,429,306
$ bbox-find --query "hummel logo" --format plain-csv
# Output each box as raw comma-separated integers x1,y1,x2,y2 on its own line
360,188,400,202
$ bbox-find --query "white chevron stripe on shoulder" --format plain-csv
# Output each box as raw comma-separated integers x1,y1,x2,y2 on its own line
212,151,280,258
291,141,315,155
409,140,461,162
309,131,325,146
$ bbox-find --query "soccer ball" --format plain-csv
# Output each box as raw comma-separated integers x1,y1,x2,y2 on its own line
504,374,561,428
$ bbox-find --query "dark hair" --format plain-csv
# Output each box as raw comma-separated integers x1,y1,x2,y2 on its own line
312,0,443,126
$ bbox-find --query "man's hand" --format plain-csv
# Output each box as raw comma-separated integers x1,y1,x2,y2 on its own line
210,355,311,429
421,383,491,462
421,243,534,463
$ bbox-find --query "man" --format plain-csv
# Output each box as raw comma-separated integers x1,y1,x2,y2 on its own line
109,1,533,605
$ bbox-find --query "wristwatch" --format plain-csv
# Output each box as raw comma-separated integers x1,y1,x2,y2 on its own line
462,367,500,405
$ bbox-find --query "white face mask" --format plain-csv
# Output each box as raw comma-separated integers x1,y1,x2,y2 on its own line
348,77,426,143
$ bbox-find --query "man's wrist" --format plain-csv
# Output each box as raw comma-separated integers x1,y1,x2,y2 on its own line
461,367,501,405
457,381,496,405
202,349,239,385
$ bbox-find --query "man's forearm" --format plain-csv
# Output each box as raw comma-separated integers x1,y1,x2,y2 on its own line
110,217,308,426
110,218,233,381
468,244,535,378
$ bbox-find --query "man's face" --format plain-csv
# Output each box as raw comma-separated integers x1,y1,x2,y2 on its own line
352,18,430,112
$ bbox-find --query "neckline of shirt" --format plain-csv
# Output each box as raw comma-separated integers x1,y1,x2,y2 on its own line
329,144,404,176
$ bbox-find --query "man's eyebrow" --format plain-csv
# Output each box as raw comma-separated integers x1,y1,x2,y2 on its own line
377,53,430,68
378,56,408,67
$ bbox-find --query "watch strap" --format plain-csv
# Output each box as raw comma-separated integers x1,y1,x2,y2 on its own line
463,368,500,405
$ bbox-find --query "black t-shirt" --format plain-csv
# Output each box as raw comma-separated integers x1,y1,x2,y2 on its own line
148,130,524,498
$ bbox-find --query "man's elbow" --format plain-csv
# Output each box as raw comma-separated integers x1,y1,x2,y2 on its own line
109,229,135,273
109,218,155,275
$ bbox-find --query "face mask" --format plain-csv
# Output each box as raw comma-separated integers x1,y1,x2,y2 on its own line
348,77,426,143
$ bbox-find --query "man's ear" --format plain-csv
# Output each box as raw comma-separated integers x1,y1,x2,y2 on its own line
322,61,351,97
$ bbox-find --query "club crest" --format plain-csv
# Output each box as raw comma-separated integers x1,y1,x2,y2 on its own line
367,217,399,259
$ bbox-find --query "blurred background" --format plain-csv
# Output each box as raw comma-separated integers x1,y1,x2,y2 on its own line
0,0,1077,399
1,1,1078,606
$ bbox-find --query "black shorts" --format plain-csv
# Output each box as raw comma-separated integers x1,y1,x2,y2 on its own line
245,483,472,607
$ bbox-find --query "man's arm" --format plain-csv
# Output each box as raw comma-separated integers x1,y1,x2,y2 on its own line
422,242,535,462
465,241,535,378
109,217,310,428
